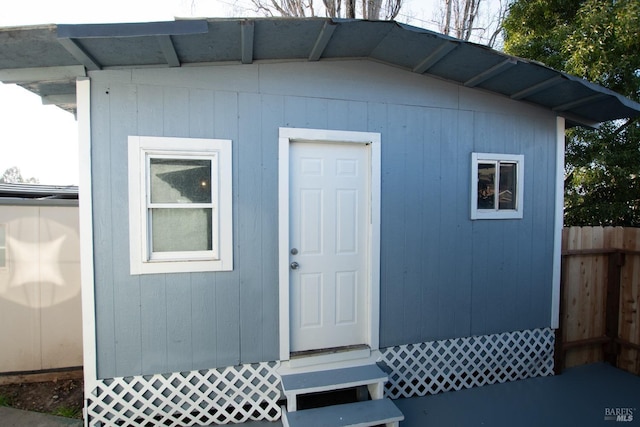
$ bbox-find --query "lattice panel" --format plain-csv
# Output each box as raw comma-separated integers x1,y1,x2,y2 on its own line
380,328,554,399
85,362,281,426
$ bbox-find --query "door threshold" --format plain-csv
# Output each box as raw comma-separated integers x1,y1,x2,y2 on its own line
291,344,370,359
286,345,372,370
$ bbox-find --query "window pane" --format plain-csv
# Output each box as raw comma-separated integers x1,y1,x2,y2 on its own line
477,163,496,210
151,208,212,252
0,249,4,268
150,158,212,204
499,163,517,210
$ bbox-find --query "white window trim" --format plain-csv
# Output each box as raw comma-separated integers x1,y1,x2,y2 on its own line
471,152,524,220
128,136,233,275
0,223,7,269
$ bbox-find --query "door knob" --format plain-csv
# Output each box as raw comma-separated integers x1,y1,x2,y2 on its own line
290,262,300,270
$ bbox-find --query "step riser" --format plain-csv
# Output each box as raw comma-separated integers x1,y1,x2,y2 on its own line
282,398,404,427
280,364,388,412
280,364,404,427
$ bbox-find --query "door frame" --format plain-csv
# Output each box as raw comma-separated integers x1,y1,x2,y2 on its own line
278,127,381,362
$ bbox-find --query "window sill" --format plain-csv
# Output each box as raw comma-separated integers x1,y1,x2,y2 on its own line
130,259,233,275
471,210,523,220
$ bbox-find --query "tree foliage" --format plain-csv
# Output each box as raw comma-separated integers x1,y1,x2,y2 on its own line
565,122,640,226
503,0,640,226
564,0,640,101
0,166,39,184
503,0,582,70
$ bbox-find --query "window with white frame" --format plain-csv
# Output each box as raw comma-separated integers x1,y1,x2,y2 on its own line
128,136,233,274
471,153,524,220
0,224,6,268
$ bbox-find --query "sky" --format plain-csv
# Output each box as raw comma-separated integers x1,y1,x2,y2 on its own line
0,0,445,185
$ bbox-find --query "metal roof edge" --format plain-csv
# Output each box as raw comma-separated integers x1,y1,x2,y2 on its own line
56,19,209,39
0,183,79,199
0,198,79,207
0,23,56,32
559,72,640,112
394,20,461,42
394,20,640,120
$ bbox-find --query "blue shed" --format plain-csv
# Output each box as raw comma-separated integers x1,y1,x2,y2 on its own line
1,18,639,427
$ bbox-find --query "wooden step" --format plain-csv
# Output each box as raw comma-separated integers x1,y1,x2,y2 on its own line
282,398,404,427
280,364,388,411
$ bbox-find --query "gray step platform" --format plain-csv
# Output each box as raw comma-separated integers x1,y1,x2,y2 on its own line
282,398,404,427
280,364,388,411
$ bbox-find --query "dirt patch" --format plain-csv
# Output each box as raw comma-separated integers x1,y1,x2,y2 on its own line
0,378,83,418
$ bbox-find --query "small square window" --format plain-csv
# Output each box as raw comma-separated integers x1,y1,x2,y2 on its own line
471,153,524,220
128,136,233,274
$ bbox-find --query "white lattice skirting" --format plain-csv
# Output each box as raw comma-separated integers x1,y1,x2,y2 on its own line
85,362,281,426
85,329,553,425
380,328,555,399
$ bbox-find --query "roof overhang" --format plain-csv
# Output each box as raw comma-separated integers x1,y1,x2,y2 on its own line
1,18,638,126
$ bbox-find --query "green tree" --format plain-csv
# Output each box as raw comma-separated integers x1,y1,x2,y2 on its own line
503,0,640,226
503,0,582,70
0,166,39,184
563,0,640,101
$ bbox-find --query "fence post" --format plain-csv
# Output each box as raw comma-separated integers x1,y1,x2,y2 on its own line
554,255,566,374
604,251,625,367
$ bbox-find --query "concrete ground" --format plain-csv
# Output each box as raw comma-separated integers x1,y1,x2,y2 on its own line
1,363,637,427
0,406,82,427
395,362,640,427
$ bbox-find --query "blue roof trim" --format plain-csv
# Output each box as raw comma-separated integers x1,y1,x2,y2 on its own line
56,20,209,39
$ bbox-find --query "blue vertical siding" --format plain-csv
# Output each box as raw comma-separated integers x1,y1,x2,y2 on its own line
91,78,117,378
109,83,142,376
419,107,443,340
238,92,266,363
90,61,558,378
259,94,283,361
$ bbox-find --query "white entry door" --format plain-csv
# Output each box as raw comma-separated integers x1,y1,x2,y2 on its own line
289,141,370,353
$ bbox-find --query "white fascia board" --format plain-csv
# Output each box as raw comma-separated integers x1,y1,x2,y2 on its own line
551,116,565,329
77,77,98,389
0,65,86,84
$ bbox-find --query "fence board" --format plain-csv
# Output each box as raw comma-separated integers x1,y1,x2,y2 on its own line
563,227,607,367
619,228,640,374
561,227,640,375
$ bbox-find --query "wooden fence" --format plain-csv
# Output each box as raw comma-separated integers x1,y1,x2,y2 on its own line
555,227,640,375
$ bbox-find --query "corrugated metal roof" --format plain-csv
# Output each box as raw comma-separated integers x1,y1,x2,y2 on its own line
0,18,638,126
0,183,78,199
